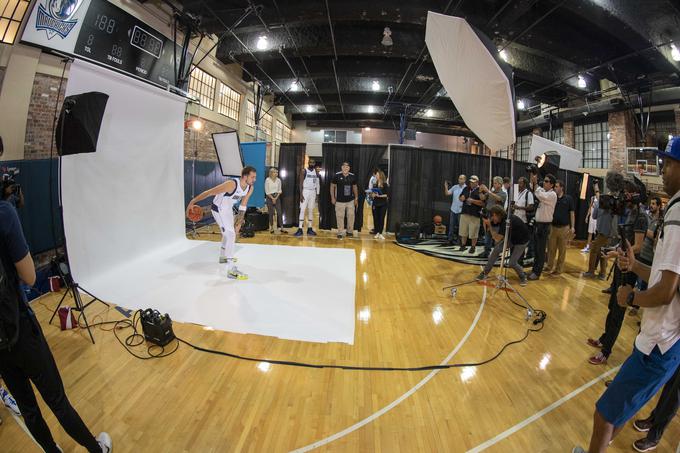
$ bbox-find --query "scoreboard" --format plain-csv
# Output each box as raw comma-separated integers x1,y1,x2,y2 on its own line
22,0,186,89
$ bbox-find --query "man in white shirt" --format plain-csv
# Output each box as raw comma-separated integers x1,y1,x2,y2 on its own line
573,137,680,453
512,176,534,224
528,173,557,280
444,174,466,245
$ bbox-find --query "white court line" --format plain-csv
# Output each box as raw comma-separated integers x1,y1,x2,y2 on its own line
466,365,622,453
290,286,488,452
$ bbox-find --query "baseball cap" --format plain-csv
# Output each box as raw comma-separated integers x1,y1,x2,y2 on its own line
469,175,479,182
654,136,680,162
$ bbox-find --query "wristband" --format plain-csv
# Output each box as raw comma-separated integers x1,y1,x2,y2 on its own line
239,205,247,212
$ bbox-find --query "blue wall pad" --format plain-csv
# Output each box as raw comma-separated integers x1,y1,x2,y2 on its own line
240,141,266,208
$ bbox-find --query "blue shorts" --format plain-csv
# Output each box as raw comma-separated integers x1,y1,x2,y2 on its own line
596,341,680,427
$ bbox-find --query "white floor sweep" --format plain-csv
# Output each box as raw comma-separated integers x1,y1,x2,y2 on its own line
83,240,357,344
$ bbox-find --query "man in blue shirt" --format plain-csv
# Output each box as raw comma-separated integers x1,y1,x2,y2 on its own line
444,174,466,245
0,200,112,453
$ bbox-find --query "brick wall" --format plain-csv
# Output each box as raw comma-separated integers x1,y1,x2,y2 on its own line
183,117,232,161
24,73,66,160
563,121,574,147
608,110,635,172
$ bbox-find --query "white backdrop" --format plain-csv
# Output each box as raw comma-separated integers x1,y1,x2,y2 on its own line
60,60,355,344
529,134,583,172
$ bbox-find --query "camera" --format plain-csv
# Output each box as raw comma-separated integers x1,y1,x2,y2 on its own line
599,171,647,216
480,207,489,219
525,163,539,174
1,168,20,197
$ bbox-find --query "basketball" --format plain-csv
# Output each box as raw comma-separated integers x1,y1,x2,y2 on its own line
433,215,443,225
188,205,202,222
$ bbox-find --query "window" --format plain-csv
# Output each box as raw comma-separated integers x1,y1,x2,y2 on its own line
246,101,256,128
275,120,285,144
284,124,292,143
516,135,533,162
261,112,273,136
542,127,563,144
575,121,609,168
323,130,347,143
188,66,216,110
217,83,240,121
0,0,29,44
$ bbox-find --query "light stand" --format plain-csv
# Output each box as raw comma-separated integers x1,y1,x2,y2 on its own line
49,99,109,343
444,143,535,322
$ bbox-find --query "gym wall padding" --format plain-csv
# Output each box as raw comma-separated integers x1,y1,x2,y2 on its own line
241,141,266,208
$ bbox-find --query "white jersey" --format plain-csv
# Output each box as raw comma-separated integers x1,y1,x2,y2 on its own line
213,179,250,210
302,168,319,192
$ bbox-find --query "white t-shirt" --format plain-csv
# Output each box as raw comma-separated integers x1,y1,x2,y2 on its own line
636,191,680,355
534,187,557,223
265,177,282,196
513,188,535,223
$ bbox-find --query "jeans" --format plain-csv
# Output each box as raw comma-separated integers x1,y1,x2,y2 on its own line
531,222,551,276
598,267,638,358
373,204,388,234
0,313,100,453
448,211,460,242
483,241,528,279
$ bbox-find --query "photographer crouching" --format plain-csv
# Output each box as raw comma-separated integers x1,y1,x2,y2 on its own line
476,205,530,286
585,175,648,365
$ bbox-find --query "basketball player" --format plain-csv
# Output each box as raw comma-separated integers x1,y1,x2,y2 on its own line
294,158,320,237
186,166,256,280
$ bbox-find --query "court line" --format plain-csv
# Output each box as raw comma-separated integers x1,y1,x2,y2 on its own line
466,365,622,453
290,286,488,452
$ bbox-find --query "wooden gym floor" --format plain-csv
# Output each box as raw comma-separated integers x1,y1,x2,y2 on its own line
2,213,679,452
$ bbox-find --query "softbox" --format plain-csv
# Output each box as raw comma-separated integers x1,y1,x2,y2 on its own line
537,150,561,177
212,131,244,177
56,92,109,156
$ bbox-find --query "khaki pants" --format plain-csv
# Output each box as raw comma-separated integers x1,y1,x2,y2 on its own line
546,225,569,273
588,233,609,276
335,200,355,235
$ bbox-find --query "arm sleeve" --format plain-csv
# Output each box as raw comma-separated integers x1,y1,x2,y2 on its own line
2,207,29,263
655,206,680,275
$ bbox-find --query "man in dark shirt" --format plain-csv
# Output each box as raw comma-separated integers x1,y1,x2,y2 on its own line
545,180,575,275
458,175,484,254
477,205,530,286
0,200,112,453
330,162,359,239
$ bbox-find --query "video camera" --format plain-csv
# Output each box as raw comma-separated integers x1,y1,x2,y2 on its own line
599,171,647,216
1,168,20,197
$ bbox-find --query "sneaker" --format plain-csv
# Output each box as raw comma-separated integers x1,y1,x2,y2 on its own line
378,234,385,240
519,275,528,287
602,287,612,294
337,234,343,239
581,246,590,253
280,229,288,234
572,448,586,453
587,338,603,348
633,416,653,432
307,228,317,236
458,245,467,251
219,257,237,264
468,246,476,254
588,352,608,365
476,272,488,281
0,388,20,416
374,233,380,239
633,438,659,452
528,273,539,281
270,229,275,234
97,432,112,453
227,267,248,280
582,272,595,278
294,228,303,237
597,274,606,281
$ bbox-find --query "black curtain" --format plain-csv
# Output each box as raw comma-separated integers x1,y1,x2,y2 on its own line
319,143,386,231
279,143,306,227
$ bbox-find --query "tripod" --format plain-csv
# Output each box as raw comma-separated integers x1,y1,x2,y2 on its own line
443,144,536,322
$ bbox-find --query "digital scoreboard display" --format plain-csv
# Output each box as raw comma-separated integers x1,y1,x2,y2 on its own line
22,0,187,89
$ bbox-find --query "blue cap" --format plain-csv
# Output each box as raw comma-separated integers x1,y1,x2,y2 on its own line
655,136,680,162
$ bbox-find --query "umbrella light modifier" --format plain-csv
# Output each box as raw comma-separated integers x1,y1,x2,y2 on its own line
425,11,516,151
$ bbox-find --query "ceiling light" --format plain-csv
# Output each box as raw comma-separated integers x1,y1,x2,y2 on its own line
192,119,203,130
499,49,508,62
290,80,299,91
672,44,680,62
256,35,268,51
371,80,380,91
381,27,393,46
305,105,313,113
516,99,525,110
425,109,433,117
364,127,371,131
367,105,374,113
578,75,586,88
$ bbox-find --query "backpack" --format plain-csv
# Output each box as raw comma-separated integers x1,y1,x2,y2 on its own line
0,255,21,350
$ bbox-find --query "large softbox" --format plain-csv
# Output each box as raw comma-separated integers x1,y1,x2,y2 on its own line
56,92,109,156
425,12,515,151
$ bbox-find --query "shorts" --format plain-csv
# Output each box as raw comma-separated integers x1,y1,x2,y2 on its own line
459,213,480,239
588,217,597,234
596,341,680,427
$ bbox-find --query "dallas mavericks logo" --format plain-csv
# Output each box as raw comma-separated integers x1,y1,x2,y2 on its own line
35,0,84,39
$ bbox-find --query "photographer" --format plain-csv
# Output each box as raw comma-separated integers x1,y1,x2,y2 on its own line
457,175,484,254
574,138,680,453
583,171,622,280
545,180,575,275
586,178,648,366
476,205,530,286
444,174,466,246
479,176,507,258
1,172,24,210
0,187,112,451
528,173,557,281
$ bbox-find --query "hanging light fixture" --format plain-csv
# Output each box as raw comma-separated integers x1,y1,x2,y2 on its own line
367,105,375,113
671,44,680,62
256,35,268,50
381,27,393,46
425,109,434,117
305,105,313,113
371,80,380,91
499,49,508,62
290,80,299,91
516,99,525,110
578,75,586,88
